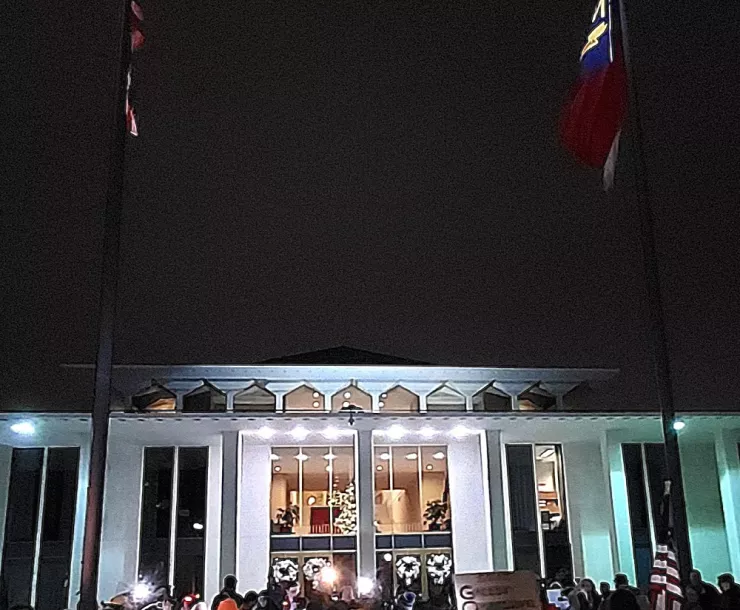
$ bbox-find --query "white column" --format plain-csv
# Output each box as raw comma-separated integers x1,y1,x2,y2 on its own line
715,429,740,575
205,440,224,601
99,442,144,600
562,441,615,583
220,432,239,579
237,442,272,591
604,432,636,581
448,433,493,573
356,430,375,579
0,445,13,562
484,431,510,570
68,442,91,609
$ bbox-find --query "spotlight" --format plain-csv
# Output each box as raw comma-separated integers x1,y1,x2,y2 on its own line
290,426,309,441
420,426,436,438
386,424,405,440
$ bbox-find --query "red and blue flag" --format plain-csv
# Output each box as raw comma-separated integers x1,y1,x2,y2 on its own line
560,0,627,187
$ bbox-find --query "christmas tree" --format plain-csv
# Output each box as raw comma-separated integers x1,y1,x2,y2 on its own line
329,481,356,534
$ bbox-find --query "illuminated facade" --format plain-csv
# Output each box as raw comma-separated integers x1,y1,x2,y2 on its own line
1,349,739,610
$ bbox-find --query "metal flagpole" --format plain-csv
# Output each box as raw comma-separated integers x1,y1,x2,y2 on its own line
78,0,132,606
617,0,692,581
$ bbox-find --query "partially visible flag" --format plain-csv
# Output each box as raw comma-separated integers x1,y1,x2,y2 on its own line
560,0,627,189
649,482,684,610
126,0,144,136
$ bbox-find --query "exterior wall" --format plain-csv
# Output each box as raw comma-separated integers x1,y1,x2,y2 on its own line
604,431,637,581
562,441,615,583
237,441,271,591
484,430,510,571
69,443,91,609
0,445,12,564
715,429,740,575
205,439,224,601
99,441,144,599
448,434,493,573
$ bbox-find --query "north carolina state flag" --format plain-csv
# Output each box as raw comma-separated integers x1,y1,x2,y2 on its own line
560,0,627,188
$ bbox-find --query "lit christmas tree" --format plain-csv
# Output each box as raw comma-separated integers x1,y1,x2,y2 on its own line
329,481,356,534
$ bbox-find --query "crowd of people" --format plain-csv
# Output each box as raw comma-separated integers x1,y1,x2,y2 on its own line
544,569,740,610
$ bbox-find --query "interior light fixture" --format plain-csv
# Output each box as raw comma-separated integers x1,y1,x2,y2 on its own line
379,452,391,460
386,424,405,440
344,391,352,399
257,426,275,439
290,426,309,441
323,452,336,461
405,453,418,460
307,496,316,506
426,464,433,471
192,522,204,531
383,553,393,562
672,419,686,431
325,465,331,472
376,465,383,471
274,466,282,472
432,451,446,460
420,427,436,438
270,453,281,461
538,448,555,459
10,421,35,436
295,453,309,461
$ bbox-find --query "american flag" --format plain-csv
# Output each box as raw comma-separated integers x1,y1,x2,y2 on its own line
126,0,144,136
649,543,683,610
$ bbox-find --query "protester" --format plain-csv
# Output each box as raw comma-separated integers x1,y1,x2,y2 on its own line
718,574,740,610
569,578,602,610
396,592,416,610
684,587,703,610
242,592,259,610
689,570,721,610
599,583,612,602
604,588,640,610
212,576,245,610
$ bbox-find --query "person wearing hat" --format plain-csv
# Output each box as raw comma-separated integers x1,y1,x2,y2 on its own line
396,592,416,610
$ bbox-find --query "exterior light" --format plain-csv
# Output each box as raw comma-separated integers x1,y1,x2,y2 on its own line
432,451,445,460
295,453,309,461
10,421,35,436
132,583,153,602
405,453,418,460
290,426,309,441
257,427,275,439
322,427,340,440
386,424,405,440
420,426,436,438
357,576,374,596
192,522,204,531
343,391,352,399
672,420,686,431
379,452,391,460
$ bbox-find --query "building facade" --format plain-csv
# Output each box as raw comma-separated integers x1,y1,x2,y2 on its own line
1,356,739,610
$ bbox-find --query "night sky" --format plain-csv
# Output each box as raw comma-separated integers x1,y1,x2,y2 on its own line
2,0,739,411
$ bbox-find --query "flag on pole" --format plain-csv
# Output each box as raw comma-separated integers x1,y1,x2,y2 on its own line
126,0,144,136
649,482,684,610
560,0,627,189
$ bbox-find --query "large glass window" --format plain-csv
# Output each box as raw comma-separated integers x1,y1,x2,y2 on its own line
269,553,357,599
374,446,449,534
0,447,80,610
506,445,540,574
270,445,355,536
138,447,208,597
375,549,454,602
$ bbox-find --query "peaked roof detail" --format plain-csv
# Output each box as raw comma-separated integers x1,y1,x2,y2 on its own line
257,346,430,366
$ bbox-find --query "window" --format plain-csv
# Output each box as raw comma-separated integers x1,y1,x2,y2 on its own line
285,386,325,412
375,550,454,602
132,384,176,411
270,445,355,536
0,448,80,610
269,553,357,597
374,445,449,534
138,447,209,597
331,386,371,413
379,387,419,412
506,444,573,580
234,385,276,412
183,383,225,412
472,386,510,412
427,386,465,412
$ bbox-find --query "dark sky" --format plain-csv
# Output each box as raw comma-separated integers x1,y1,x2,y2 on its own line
2,0,739,411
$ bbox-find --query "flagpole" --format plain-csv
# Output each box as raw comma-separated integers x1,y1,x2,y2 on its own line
617,0,692,582
78,0,131,606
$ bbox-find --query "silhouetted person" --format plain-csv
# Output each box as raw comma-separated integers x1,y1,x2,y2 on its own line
718,574,740,610
213,576,245,610
689,570,720,610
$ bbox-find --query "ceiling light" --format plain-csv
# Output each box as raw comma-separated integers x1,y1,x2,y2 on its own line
538,448,555,459
324,452,336,461
344,391,352,399
432,451,446,460
192,522,204,531
386,424,405,440
451,425,472,439
378,401,385,408
257,427,275,439
10,421,35,436
426,464,433,470
270,453,281,461
307,496,316,506
312,401,320,408
376,465,383,471
672,419,686,431
295,453,309,461
290,426,309,441
420,426,436,438
274,466,282,472
322,426,340,440
313,391,320,398
379,452,391,461
405,453,418,460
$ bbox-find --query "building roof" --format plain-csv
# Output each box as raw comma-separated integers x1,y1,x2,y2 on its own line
257,346,430,366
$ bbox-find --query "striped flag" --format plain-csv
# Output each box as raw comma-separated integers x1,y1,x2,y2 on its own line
126,0,144,136
649,544,683,610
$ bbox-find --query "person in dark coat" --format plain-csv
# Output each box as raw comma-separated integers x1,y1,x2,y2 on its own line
689,570,721,610
718,574,740,610
212,576,245,610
